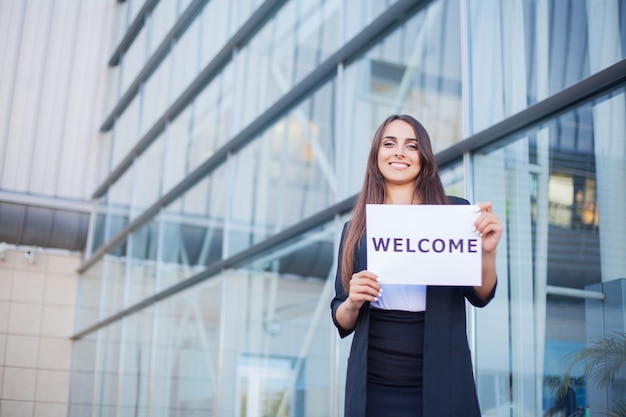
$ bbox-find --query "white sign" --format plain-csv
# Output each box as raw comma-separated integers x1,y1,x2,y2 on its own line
366,204,481,286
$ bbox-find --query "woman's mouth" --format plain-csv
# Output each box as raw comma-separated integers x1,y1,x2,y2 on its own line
389,162,409,169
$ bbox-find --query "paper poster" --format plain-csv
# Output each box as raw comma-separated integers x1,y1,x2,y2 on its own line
366,204,482,286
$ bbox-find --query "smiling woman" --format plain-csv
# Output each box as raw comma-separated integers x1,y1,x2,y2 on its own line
330,114,503,417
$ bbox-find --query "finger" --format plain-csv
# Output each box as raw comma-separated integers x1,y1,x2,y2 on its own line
350,279,381,296
353,270,379,280
475,201,493,213
474,211,500,229
349,275,382,298
478,222,503,244
350,277,380,288
349,285,381,302
480,227,502,241
352,271,381,289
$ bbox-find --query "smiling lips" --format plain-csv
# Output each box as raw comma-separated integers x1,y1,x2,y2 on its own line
389,162,410,169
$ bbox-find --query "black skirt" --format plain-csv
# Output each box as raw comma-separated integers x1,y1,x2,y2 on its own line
366,308,425,417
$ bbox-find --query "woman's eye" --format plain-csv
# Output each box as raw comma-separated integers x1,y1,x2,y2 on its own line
406,144,418,150
383,141,395,147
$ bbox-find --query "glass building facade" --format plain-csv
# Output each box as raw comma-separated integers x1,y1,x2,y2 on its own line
69,0,626,416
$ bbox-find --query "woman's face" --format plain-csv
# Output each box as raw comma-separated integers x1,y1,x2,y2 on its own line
377,119,421,186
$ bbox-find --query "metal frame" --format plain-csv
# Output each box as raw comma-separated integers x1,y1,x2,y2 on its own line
74,0,626,340
95,0,288,196
436,58,626,167
108,0,160,67
0,190,91,212
82,0,433,270
103,0,213,130
92,0,429,198
72,195,354,339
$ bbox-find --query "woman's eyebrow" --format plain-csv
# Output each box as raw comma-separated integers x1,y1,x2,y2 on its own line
382,135,418,140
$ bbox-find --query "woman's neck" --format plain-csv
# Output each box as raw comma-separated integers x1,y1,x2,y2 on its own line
384,184,419,205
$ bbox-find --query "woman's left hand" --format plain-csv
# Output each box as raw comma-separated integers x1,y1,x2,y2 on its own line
473,201,503,254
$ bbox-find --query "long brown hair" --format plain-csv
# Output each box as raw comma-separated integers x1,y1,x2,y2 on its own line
340,114,449,293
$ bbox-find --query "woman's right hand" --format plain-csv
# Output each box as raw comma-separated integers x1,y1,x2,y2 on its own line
345,270,382,311
335,270,382,332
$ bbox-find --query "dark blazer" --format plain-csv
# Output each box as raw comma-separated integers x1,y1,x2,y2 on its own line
330,197,496,417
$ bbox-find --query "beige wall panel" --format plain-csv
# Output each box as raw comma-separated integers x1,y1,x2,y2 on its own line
0,399,34,417
5,335,39,368
2,367,37,401
33,402,66,417
0,249,79,417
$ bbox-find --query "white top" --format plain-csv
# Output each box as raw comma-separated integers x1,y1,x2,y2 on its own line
370,284,426,312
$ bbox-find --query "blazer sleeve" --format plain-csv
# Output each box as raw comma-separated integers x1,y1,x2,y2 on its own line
464,282,497,307
330,222,354,338
449,195,498,307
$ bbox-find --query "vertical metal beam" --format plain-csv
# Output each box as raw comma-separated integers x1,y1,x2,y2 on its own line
533,1,550,415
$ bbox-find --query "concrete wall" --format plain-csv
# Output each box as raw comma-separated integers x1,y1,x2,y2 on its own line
0,247,79,417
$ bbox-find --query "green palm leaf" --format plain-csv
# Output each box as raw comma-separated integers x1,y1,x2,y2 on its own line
555,332,626,400
603,400,626,417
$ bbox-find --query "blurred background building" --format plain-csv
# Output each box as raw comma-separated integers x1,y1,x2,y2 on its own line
0,0,625,416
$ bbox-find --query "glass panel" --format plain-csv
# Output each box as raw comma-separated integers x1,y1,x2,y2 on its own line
151,278,222,415
79,211,337,417
234,17,278,131
228,81,336,256
159,164,227,290
199,0,231,67
113,95,141,169
170,17,200,101
161,106,191,196
97,322,123,417
290,0,340,84
130,132,164,218
117,309,153,416
103,67,122,129
229,0,265,37
141,52,171,138
224,222,336,417
111,1,131,54
107,164,134,237
344,0,399,41
467,0,626,133
188,64,234,173
472,87,626,417
178,0,192,16
97,130,114,187
91,201,107,255
332,212,356,417
76,260,104,332
126,219,158,307
440,160,465,198
238,356,295,417
340,0,462,198
101,246,129,319
147,0,177,57
68,333,98,416
233,0,340,131
120,25,147,94
128,0,144,25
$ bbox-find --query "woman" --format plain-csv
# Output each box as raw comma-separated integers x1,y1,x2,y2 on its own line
330,114,502,417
